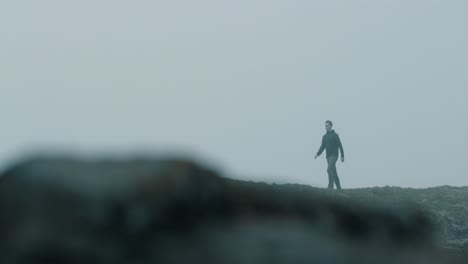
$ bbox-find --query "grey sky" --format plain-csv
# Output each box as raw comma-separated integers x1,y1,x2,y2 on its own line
1,1,467,188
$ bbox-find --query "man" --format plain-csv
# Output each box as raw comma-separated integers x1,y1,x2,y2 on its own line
315,120,345,189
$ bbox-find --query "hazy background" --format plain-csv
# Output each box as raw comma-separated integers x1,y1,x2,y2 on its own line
0,1,467,188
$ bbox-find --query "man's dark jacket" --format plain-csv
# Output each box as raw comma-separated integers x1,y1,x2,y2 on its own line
317,130,344,158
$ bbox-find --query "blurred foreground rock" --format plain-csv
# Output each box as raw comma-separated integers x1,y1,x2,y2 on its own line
0,157,463,263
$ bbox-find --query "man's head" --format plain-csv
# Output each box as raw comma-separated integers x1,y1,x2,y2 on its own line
325,120,333,132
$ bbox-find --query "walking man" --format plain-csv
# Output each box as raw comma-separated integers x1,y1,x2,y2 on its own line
315,120,345,189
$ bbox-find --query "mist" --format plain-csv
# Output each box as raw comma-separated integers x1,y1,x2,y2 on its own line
1,0,467,188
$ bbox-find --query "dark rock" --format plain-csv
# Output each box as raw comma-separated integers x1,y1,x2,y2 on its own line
0,156,463,263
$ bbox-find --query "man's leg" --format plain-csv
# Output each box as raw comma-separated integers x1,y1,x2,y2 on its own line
333,160,342,189
326,157,336,189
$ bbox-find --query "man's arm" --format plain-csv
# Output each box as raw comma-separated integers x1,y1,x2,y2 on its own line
337,134,344,161
315,136,325,159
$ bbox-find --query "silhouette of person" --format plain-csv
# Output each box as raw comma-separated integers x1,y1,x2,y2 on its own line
315,120,344,189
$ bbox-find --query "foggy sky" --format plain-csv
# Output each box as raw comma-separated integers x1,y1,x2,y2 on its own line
1,1,467,188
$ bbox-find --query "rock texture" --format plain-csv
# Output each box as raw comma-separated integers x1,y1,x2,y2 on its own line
0,156,464,263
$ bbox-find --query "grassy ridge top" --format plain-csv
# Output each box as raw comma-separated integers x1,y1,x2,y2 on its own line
274,184,468,252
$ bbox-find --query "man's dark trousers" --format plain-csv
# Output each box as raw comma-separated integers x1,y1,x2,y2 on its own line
327,156,341,189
